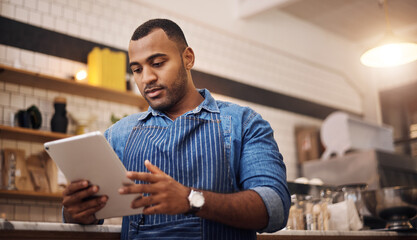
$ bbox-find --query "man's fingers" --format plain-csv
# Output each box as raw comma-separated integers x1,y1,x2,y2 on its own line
65,195,108,214
144,160,164,174
62,180,89,196
63,185,99,206
64,196,108,224
126,171,159,183
119,182,158,194
142,204,162,215
71,202,106,224
130,194,156,209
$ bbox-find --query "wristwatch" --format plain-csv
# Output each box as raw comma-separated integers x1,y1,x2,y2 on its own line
186,189,205,215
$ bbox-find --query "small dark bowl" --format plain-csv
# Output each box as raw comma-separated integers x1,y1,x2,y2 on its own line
362,186,417,230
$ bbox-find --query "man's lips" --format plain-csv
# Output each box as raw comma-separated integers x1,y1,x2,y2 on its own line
145,87,163,98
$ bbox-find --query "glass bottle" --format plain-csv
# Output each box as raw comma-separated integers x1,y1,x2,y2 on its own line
51,97,68,133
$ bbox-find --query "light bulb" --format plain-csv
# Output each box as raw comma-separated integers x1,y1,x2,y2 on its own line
75,69,88,82
361,42,417,68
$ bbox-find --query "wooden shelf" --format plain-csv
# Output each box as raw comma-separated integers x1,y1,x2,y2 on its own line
0,189,62,201
0,125,72,142
0,64,147,110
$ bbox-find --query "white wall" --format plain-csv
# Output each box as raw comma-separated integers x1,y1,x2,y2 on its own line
1,0,382,182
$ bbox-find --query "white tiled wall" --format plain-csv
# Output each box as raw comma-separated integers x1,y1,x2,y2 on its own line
0,75,138,133
0,0,365,180
0,0,370,222
0,197,62,222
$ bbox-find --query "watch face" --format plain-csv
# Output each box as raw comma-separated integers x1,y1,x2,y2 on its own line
191,191,205,208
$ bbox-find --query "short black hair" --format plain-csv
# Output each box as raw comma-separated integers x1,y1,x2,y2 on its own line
131,19,188,52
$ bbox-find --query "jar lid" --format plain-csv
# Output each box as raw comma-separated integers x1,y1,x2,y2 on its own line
54,97,67,103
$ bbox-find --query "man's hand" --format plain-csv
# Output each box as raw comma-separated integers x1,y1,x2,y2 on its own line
118,160,269,230
62,180,108,224
118,160,190,215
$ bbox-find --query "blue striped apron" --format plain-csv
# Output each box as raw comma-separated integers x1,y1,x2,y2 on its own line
121,112,255,240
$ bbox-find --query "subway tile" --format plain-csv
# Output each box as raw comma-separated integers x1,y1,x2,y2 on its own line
34,52,48,70
104,217,123,225
39,98,52,113
67,21,79,36
33,88,47,98
85,98,98,108
5,82,19,92
0,204,14,220
0,92,11,106
1,2,15,19
66,0,78,8
90,28,104,45
6,46,19,63
12,0,24,7
39,67,53,77
6,198,22,205
3,108,16,126
44,206,58,222
72,95,85,105
42,112,51,130
86,14,98,27
75,10,86,23
30,142,44,155
79,1,90,12
54,0,67,6
0,45,6,60
63,6,74,20
0,196,7,204
46,90,60,101
29,205,44,222
14,205,30,221
24,95,40,108
20,49,35,67
47,55,61,73
91,3,103,16
28,10,42,26
41,14,54,30
56,207,63,222
0,107,3,125
16,141,31,157
102,4,113,19
15,6,29,23
59,60,75,79
24,0,38,10
50,2,62,16
10,93,25,109
47,90,62,101
37,0,49,13
20,85,33,95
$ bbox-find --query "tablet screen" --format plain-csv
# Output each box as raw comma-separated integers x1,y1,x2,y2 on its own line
44,131,143,219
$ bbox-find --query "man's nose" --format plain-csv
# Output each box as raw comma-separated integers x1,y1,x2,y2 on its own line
142,67,157,84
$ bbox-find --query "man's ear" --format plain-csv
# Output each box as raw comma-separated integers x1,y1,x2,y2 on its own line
182,47,195,70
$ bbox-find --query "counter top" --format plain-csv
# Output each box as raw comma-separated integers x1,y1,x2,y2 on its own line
0,219,121,232
260,229,416,236
1,220,416,240
0,220,121,240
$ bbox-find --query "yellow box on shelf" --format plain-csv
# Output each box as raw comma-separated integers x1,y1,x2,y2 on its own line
87,47,126,92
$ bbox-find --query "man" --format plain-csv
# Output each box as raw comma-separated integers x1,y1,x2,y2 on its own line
62,19,290,240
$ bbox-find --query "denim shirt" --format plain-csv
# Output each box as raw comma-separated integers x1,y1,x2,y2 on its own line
104,89,290,233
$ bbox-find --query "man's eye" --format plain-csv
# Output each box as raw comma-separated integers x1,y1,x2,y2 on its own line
132,68,142,74
153,61,164,67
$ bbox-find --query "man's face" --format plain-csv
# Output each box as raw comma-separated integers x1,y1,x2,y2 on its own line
128,29,188,112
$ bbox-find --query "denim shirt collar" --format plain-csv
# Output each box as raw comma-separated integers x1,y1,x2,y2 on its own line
137,89,219,121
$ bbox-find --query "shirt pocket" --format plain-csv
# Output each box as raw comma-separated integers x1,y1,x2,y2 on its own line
129,217,202,240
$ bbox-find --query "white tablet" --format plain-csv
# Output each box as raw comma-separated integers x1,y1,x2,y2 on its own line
44,131,143,219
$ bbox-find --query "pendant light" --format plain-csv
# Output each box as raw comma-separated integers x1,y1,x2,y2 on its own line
360,0,417,68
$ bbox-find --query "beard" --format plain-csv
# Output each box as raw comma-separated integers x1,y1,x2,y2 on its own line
145,60,188,112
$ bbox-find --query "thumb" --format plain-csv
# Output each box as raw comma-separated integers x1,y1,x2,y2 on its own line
144,160,164,174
